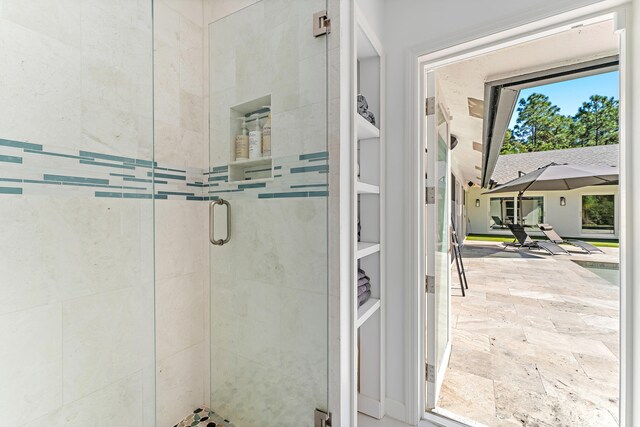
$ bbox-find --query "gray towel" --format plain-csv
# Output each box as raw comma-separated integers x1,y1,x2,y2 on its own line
358,290,371,307
358,269,370,281
357,277,370,287
357,94,376,126
358,283,371,296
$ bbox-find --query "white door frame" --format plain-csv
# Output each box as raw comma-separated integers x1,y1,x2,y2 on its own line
404,3,633,426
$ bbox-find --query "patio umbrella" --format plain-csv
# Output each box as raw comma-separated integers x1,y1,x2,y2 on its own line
483,163,618,225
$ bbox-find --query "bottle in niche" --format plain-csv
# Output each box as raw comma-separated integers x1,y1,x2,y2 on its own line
235,117,249,160
248,114,262,159
262,109,271,157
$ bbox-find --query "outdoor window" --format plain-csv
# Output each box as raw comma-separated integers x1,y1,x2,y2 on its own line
489,197,515,228
582,194,615,234
520,196,544,226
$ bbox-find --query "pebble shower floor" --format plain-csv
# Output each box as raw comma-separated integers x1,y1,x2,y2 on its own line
175,407,234,427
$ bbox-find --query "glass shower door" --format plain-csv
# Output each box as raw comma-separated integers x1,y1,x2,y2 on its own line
207,1,329,425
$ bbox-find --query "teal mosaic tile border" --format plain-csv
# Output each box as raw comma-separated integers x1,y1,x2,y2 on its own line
0,137,328,201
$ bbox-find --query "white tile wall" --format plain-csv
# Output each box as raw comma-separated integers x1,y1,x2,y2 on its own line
156,270,206,361
62,286,153,404
0,304,63,426
155,201,208,281
157,341,208,426
0,198,152,316
21,372,150,427
0,0,156,425
153,1,209,423
0,19,82,147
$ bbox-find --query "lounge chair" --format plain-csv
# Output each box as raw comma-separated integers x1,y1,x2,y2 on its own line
491,215,510,229
506,223,569,255
537,224,604,254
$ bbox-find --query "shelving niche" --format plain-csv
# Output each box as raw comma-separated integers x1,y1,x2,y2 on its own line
352,5,385,422
228,95,272,182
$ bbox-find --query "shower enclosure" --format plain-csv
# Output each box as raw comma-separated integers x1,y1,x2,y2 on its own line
207,1,329,424
1,0,329,426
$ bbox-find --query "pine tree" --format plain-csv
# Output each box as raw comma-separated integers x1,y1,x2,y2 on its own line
502,92,619,153
573,95,619,146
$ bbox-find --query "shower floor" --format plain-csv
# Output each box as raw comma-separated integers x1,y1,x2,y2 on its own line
175,407,234,427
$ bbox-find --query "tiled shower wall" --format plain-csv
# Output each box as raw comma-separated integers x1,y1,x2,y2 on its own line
153,1,209,426
0,1,156,426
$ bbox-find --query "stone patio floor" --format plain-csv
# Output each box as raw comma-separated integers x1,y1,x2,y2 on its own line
437,240,620,427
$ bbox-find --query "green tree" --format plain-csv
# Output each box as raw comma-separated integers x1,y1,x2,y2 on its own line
512,94,570,151
500,129,525,154
502,92,619,153
573,95,619,146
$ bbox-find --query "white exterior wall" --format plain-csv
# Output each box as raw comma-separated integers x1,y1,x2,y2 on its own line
466,185,620,239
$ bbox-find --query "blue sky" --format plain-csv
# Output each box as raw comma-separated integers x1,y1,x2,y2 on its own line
508,71,619,128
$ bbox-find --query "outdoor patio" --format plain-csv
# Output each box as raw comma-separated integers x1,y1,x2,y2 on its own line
438,240,620,427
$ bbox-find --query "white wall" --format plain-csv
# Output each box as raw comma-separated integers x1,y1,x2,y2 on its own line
467,186,620,239
467,185,620,239
381,0,626,423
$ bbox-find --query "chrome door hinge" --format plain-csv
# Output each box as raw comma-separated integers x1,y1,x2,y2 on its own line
426,275,435,294
315,409,331,427
426,363,436,383
313,10,331,37
426,186,435,205
426,97,435,116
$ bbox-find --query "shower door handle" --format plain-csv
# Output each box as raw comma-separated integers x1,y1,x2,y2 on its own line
209,199,231,246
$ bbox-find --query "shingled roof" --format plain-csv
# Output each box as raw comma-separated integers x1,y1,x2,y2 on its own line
491,144,619,184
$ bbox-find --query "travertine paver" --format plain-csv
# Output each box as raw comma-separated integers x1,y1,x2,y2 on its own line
438,240,619,426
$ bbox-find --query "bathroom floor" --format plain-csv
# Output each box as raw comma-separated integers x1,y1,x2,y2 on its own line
175,407,235,427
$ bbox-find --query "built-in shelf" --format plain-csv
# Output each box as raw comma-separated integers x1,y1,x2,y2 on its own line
356,114,380,140
228,156,272,167
229,95,272,182
227,177,274,185
356,181,379,194
357,242,380,259
228,156,273,182
357,298,381,328
354,7,385,423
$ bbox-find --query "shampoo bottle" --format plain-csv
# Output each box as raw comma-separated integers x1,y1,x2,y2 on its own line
262,108,271,157
248,114,262,159
235,118,249,160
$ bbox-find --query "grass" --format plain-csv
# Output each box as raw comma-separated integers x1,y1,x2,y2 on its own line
466,233,619,248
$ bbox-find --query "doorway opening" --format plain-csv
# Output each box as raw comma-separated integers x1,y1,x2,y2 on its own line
420,13,624,427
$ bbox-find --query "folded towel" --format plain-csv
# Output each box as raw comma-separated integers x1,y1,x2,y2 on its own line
357,94,369,113
358,290,371,307
359,110,376,126
358,269,370,281
358,277,370,288
358,283,371,295
357,94,377,126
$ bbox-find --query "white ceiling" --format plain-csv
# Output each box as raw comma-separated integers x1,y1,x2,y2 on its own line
435,20,618,187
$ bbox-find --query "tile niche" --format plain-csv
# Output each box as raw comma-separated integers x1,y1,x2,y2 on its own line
228,94,272,183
